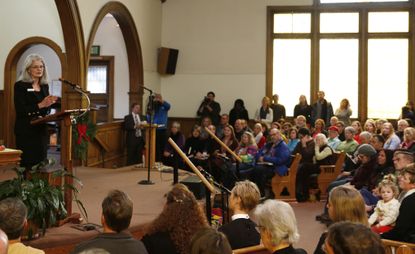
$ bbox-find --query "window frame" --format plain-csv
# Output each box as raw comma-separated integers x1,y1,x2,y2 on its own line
266,0,415,120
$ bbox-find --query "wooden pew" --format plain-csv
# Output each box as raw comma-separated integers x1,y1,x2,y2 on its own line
233,244,270,254
271,153,302,201
317,151,346,199
382,239,415,254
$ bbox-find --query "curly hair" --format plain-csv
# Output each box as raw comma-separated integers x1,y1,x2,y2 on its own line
145,184,209,254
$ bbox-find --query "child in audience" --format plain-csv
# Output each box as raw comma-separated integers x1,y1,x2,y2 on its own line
368,175,400,234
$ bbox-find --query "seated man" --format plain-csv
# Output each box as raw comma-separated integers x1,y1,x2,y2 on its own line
219,181,261,249
382,163,415,243
251,128,291,197
0,198,44,254
71,190,148,254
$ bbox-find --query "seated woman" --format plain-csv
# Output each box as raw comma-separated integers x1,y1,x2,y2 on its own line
142,184,209,254
312,119,327,139
382,122,401,150
400,127,415,153
324,222,385,254
210,124,239,183
253,200,306,254
314,185,368,254
364,119,378,135
162,121,185,167
352,120,363,144
253,123,266,149
184,125,205,169
287,127,299,153
219,181,261,249
254,96,273,129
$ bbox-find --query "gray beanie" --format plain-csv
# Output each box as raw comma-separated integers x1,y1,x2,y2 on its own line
356,144,377,158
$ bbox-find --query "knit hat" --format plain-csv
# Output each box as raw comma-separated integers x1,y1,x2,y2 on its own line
356,144,377,158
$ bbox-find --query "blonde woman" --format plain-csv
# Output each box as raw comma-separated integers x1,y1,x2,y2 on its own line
364,119,377,135
382,122,401,150
335,99,352,126
401,127,415,152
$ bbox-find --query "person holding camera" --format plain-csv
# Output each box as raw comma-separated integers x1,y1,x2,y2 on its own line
197,91,221,126
147,93,170,162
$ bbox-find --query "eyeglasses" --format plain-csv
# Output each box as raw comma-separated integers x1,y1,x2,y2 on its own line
31,65,44,69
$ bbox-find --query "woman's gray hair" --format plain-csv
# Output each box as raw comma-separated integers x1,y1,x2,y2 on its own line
19,54,49,84
344,126,356,135
315,133,328,145
253,200,299,246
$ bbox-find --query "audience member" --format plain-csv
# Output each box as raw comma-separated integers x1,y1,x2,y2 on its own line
311,91,333,126
142,184,209,254
71,190,147,254
184,125,204,163
364,119,378,134
253,200,306,254
329,116,338,128
376,119,388,134
312,119,327,139
327,126,341,150
351,120,362,144
197,91,221,126
254,96,273,129
291,128,314,200
334,98,352,126
282,122,292,137
295,115,307,129
253,123,266,149
382,163,415,242
401,101,415,125
382,122,401,150
396,119,410,141
293,95,312,124
219,181,261,249
359,131,372,145
374,149,395,183
336,126,359,154
401,127,415,152
0,198,44,254
271,94,286,122
229,99,249,127
189,228,232,254
287,128,300,153
0,229,7,254
335,121,346,141
162,121,185,168
324,222,385,254
314,185,368,254
393,149,415,172
198,116,212,140
368,177,400,234
124,103,145,166
234,119,245,141
147,93,171,162
216,114,229,139
252,128,291,197
371,134,386,152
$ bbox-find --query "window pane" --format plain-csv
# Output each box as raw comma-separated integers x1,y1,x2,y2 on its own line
369,12,409,33
320,39,359,118
368,39,408,119
321,0,408,3
273,39,311,116
87,66,107,94
320,13,359,33
274,13,311,33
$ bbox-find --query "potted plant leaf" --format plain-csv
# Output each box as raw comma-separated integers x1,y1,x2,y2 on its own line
0,159,88,239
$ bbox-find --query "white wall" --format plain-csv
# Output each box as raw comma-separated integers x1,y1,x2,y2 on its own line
92,15,129,119
0,0,64,90
161,0,312,118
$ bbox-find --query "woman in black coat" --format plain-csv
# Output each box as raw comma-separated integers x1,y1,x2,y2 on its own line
229,99,249,127
14,54,58,169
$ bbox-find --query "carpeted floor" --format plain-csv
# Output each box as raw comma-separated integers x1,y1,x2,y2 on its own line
1,165,327,253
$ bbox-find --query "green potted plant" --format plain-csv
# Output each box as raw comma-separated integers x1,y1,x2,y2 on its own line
0,159,87,239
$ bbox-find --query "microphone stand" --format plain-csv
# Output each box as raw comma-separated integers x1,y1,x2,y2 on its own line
138,85,155,185
59,78,91,124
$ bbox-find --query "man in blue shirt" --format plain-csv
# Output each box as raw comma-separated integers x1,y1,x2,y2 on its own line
147,93,171,162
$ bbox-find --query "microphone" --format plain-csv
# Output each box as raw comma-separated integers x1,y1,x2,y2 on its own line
59,78,82,90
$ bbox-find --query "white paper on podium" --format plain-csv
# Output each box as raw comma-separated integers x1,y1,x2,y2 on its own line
50,79,62,97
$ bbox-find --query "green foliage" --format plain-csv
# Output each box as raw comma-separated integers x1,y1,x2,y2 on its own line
0,160,87,239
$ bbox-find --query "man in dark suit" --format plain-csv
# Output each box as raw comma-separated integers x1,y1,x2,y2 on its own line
124,103,145,166
382,163,415,243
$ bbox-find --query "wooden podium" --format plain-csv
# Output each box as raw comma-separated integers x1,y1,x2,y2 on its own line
0,148,22,167
31,109,87,214
142,124,158,169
